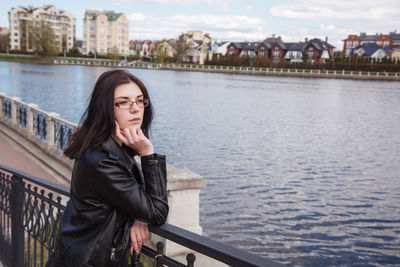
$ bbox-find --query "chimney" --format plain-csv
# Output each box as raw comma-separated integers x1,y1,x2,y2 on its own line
305,37,308,42
325,36,328,43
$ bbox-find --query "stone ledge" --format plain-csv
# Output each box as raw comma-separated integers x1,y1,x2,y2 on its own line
167,164,206,190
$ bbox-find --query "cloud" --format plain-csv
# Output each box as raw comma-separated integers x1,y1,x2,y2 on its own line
127,13,267,41
320,24,335,31
139,0,233,12
244,5,253,11
269,1,400,21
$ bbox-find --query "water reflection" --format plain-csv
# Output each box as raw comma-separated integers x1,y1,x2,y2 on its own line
1,62,400,266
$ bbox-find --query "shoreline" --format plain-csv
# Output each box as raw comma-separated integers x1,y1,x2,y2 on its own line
1,55,399,81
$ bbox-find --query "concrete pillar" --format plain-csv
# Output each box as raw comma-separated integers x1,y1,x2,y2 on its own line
27,104,38,136
11,97,21,127
150,165,206,257
47,112,60,148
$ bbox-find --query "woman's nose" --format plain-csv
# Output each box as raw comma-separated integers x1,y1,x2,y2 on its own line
129,102,140,113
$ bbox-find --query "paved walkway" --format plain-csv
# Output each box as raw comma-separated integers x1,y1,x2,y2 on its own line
0,129,69,187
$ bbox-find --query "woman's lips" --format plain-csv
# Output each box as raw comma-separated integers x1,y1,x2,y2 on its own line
129,118,140,124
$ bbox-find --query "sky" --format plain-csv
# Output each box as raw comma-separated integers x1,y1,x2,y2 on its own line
1,0,400,50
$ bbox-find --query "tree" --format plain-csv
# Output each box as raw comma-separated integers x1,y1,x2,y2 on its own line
173,34,188,63
109,46,120,61
155,40,174,63
0,34,10,52
29,20,58,56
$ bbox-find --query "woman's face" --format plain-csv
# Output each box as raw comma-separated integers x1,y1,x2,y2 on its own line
113,82,145,131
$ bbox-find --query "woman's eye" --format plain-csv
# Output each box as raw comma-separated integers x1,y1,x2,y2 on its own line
119,101,128,105
137,99,144,103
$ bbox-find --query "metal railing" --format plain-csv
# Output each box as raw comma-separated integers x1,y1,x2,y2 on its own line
0,164,282,267
52,59,400,79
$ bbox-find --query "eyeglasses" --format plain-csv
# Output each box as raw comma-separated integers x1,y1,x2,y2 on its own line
114,98,149,109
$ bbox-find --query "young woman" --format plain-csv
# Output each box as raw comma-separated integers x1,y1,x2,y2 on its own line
46,69,169,267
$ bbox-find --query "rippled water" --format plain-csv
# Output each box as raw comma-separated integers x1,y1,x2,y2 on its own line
1,62,400,266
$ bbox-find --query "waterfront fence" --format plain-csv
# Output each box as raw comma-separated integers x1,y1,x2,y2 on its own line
52,59,400,80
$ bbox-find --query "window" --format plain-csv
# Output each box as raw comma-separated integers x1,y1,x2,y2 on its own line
273,51,280,59
308,52,314,59
384,41,389,47
260,50,265,56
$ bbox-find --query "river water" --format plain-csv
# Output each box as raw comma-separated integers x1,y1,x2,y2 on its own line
1,62,399,266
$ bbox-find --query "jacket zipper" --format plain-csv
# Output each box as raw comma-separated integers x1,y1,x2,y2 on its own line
111,247,116,261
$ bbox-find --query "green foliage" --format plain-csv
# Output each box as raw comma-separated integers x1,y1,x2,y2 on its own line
29,20,58,56
172,34,188,63
66,47,82,57
0,34,10,52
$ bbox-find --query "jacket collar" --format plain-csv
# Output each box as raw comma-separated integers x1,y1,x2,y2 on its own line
101,136,144,183
102,136,134,171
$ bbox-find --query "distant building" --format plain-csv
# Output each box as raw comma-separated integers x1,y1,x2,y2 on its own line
0,27,9,37
342,31,400,59
228,36,335,64
82,10,129,56
8,5,75,52
350,43,390,60
227,42,259,57
303,38,335,64
180,31,213,64
210,41,230,56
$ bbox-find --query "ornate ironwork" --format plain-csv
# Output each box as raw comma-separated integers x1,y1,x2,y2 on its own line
56,122,75,151
0,164,280,267
3,99,11,121
34,112,47,140
0,171,12,266
17,104,27,129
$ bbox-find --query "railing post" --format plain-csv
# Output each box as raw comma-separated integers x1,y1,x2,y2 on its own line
10,174,25,267
27,104,38,136
0,92,5,119
47,112,59,148
11,97,21,127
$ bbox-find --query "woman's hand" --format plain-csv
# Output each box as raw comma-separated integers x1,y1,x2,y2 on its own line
130,220,150,254
115,121,154,156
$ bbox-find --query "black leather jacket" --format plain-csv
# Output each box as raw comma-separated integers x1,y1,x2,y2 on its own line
55,136,169,267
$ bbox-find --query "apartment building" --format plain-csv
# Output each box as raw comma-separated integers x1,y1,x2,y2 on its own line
8,5,75,53
82,10,129,56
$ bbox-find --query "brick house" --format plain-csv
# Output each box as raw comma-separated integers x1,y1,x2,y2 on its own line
226,42,259,57
342,31,400,59
303,38,334,64
350,43,390,60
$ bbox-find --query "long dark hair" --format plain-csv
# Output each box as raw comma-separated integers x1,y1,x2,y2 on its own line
64,69,153,159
